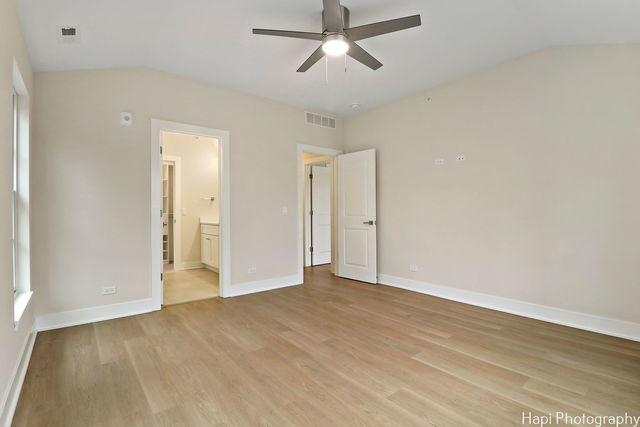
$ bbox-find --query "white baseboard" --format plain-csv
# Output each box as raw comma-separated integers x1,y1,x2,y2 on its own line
35,298,156,332
0,331,36,427
378,274,640,342
224,274,301,298
175,261,204,271
203,265,219,273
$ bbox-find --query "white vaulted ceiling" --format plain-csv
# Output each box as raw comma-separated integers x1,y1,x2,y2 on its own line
16,0,640,116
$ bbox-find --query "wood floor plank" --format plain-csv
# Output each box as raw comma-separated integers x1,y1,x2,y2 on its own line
13,265,640,426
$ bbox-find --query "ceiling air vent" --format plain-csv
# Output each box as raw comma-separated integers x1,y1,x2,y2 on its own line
57,26,80,44
305,112,336,129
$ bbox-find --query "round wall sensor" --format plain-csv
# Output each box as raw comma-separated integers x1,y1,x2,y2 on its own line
120,112,133,126
425,96,432,103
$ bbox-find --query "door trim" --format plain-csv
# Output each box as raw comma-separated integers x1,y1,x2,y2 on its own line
297,144,342,283
151,119,231,307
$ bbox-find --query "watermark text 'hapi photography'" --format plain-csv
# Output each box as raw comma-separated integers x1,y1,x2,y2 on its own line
522,412,640,427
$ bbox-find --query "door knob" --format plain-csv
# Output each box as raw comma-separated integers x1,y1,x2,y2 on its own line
363,220,375,225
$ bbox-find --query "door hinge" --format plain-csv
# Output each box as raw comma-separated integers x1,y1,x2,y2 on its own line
161,273,163,281
160,209,163,217
310,209,313,216
160,146,163,154
310,246,314,253
309,173,313,179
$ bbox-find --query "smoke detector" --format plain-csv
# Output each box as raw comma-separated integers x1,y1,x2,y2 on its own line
57,26,80,44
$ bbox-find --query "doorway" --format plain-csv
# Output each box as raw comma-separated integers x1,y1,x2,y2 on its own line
161,132,219,305
298,145,342,282
305,162,332,266
151,120,231,308
297,145,378,285
162,157,178,271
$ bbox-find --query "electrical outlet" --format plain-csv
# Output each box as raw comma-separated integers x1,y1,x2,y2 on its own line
456,154,466,162
409,264,419,272
434,158,444,165
102,286,117,295
248,267,257,274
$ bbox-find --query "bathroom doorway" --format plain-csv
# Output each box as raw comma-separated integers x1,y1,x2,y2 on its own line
151,120,231,308
161,132,219,305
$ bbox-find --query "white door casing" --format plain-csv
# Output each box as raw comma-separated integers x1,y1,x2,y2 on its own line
337,149,377,284
310,164,331,265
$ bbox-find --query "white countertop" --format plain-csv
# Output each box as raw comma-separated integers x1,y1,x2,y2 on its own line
200,216,219,225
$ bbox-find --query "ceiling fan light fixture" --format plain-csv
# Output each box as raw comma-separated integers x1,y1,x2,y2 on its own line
253,0,422,72
322,34,349,56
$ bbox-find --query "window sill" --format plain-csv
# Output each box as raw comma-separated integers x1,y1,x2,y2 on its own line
14,291,33,329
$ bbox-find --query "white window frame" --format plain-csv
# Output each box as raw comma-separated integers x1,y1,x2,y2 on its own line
12,60,32,328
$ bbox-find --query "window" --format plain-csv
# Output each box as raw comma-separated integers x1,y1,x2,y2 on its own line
12,60,32,327
12,89,18,295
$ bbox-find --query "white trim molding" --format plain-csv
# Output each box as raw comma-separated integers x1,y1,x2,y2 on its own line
176,261,204,271
35,298,155,332
378,274,640,342
0,331,36,427
13,291,33,328
224,275,301,298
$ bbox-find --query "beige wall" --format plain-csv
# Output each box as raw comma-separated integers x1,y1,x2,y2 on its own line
31,67,342,316
344,44,640,324
163,131,219,266
0,0,35,421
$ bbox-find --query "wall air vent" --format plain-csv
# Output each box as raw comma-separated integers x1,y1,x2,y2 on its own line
305,112,336,129
57,26,80,44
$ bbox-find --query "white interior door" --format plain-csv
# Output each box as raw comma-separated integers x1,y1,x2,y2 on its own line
337,149,377,283
311,165,331,265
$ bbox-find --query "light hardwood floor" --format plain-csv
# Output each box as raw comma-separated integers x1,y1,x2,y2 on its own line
163,268,219,306
13,266,640,426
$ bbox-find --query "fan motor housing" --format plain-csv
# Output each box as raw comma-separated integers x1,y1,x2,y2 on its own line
322,6,350,34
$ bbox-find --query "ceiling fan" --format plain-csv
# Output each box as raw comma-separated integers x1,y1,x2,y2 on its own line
252,0,421,72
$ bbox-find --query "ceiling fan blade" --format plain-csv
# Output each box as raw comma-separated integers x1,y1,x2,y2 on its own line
347,42,383,70
253,29,324,41
345,14,421,41
297,45,326,72
322,0,344,31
